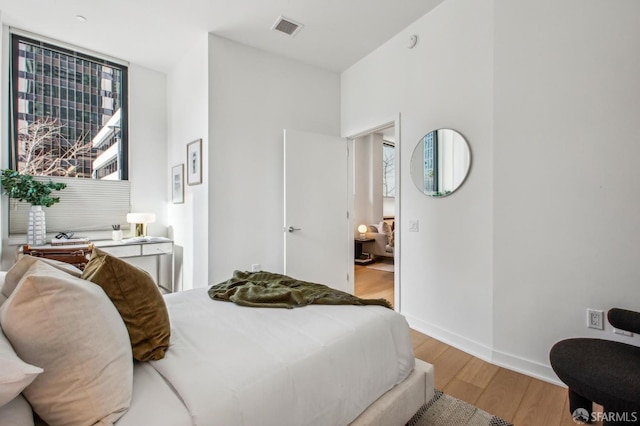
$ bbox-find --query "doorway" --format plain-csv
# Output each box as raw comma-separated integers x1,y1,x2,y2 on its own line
351,123,399,309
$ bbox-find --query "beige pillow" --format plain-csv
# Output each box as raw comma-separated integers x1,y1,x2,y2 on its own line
378,221,391,237
1,255,82,299
0,328,42,407
82,248,171,361
0,260,132,426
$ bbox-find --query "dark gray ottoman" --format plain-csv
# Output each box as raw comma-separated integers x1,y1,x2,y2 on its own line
550,309,640,425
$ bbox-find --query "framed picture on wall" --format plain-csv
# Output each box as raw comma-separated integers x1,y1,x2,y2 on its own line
172,164,184,204
187,139,202,185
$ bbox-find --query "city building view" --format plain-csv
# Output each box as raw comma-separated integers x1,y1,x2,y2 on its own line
13,35,127,179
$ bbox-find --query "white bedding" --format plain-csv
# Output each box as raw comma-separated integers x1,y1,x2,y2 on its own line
123,287,415,426
116,362,191,426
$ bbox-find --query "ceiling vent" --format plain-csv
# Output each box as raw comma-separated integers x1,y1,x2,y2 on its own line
272,16,303,37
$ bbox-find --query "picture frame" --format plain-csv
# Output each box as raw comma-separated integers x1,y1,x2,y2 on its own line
187,139,202,185
172,164,184,204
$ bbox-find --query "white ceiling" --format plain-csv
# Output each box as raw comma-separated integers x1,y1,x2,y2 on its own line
0,0,444,73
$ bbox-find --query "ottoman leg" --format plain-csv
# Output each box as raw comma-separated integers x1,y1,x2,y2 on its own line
569,389,593,423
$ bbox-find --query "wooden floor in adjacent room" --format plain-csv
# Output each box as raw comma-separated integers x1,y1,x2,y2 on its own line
354,264,394,307
354,265,599,426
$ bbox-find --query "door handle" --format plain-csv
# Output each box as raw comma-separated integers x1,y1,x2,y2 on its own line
287,226,301,233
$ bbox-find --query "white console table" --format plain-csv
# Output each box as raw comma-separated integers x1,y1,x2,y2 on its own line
18,238,175,293
94,239,174,293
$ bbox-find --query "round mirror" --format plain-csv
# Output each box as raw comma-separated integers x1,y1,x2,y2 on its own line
410,129,471,197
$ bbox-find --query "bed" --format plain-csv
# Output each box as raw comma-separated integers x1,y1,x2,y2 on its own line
0,254,434,426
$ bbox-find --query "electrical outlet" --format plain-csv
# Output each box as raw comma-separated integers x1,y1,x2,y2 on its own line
587,309,604,330
251,264,261,272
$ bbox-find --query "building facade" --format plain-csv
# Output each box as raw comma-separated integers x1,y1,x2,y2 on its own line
13,35,126,179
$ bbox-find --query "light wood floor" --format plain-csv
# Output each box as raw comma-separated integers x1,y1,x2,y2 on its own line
354,264,395,307
354,265,603,426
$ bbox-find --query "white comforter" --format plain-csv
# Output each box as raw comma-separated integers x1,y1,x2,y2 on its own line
121,287,415,426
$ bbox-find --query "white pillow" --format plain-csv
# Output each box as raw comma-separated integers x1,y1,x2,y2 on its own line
0,394,34,426
0,260,133,426
1,255,83,299
0,328,42,407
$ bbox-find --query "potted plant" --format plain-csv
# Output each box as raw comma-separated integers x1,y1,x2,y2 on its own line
1,169,66,245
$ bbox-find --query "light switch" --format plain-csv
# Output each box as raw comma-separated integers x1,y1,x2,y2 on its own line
408,220,419,232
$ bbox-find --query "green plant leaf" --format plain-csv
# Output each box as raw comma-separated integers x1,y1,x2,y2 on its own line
0,169,66,207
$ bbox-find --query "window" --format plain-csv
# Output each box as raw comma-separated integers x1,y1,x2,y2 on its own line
10,33,128,180
423,131,437,193
7,31,131,241
382,142,395,197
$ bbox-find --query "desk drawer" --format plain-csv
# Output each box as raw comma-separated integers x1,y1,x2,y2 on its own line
99,245,141,258
142,242,173,256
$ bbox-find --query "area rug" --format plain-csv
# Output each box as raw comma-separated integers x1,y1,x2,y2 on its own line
365,259,394,272
407,390,513,426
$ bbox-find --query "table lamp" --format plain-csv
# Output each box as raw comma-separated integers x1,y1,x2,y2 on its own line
358,224,367,239
126,212,156,237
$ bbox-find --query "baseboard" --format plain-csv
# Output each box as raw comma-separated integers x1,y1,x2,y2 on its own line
404,314,565,387
404,314,493,362
491,350,564,387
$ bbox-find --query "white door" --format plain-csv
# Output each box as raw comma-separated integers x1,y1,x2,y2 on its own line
284,129,350,293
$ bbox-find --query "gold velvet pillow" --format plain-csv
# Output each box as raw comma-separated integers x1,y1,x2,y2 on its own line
81,248,170,361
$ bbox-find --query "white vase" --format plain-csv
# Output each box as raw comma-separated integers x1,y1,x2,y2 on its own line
28,205,46,246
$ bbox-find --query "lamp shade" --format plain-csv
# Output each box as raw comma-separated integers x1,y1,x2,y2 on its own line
126,213,156,224
357,224,367,234
126,212,156,237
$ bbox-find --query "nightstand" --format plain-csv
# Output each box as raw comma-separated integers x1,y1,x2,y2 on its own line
354,238,375,265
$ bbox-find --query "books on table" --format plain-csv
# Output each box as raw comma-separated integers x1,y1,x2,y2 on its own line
51,237,90,246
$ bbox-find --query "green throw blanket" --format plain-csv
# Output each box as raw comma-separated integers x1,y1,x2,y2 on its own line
208,270,392,309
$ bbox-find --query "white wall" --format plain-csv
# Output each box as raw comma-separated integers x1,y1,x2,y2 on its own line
166,34,209,291
492,0,640,380
354,133,384,233
342,0,640,383
343,0,495,359
0,25,170,270
128,64,168,237
207,35,340,283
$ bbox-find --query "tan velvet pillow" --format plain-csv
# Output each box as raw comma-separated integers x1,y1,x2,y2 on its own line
81,248,171,361
0,260,132,425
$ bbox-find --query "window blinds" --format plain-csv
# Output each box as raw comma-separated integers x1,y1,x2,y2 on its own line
9,177,131,235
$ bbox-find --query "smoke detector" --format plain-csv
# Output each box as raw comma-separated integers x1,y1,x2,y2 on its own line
408,35,418,49
271,16,304,37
